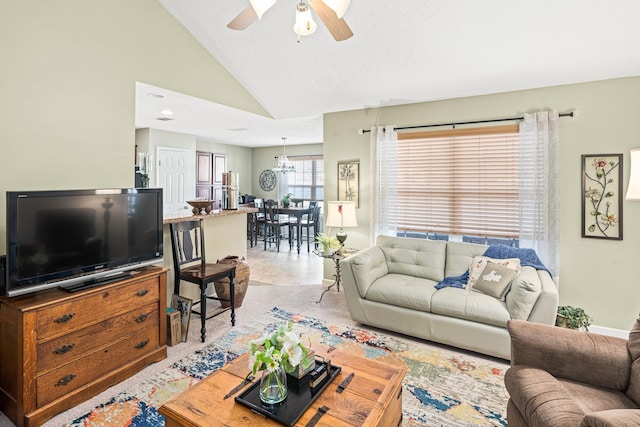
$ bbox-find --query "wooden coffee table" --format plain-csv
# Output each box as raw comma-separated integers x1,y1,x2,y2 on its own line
159,343,406,426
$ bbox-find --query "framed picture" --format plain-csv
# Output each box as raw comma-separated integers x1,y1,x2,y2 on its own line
171,294,193,342
581,153,623,240
338,160,359,208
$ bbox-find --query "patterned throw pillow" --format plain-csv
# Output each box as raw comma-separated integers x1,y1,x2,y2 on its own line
467,255,521,289
472,261,519,300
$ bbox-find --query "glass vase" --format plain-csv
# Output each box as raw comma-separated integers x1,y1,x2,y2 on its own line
259,366,287,404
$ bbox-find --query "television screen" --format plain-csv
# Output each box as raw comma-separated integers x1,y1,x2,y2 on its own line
4,188,163,296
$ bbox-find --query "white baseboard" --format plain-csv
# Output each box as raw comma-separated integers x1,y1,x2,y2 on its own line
588,324,628,339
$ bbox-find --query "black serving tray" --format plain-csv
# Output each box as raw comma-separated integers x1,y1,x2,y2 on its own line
235,360,341,426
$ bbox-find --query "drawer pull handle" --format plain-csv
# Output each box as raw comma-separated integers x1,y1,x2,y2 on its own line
136,289,149,297
134,313,148,323
135,339,150,349
53,344,75,355
54,313,75,323
55,374,76,387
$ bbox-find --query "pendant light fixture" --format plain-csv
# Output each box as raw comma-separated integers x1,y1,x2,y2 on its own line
273,137,295,173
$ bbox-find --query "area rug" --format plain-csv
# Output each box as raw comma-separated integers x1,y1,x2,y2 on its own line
65,307,509,426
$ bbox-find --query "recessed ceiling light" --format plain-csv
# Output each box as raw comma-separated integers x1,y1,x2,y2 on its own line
161,109,174,115
156,117,174,121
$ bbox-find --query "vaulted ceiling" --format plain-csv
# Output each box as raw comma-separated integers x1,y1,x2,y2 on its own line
135,1,640,147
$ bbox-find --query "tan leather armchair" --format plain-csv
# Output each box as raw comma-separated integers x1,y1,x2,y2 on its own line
505,318,640,426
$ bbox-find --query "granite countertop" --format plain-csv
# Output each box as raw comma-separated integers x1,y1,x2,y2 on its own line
163,207,258,224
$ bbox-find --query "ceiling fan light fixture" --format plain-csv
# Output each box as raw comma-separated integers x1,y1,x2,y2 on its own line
293,1,317,36
322,0,350,19
249,0,277,19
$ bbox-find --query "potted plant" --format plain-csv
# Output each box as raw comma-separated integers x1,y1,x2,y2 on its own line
281,193,294,207
556,306,593,331
314,232,341,255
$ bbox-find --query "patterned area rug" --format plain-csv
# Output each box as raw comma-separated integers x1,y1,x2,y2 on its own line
66,307,508,426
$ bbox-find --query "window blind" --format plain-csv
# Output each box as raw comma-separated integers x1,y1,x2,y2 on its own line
287,156,324,201
397,125,519,238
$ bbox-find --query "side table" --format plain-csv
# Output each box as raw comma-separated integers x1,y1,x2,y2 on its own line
315,247,358,303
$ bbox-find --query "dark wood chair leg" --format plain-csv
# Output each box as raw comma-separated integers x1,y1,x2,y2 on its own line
200,284,207,342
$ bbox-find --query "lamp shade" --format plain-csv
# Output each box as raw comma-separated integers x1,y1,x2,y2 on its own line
626,148,640,200
293,2,317,36
249,0,276,19
325,201,358,228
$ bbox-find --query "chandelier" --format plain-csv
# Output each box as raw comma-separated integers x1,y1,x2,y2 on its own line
273,137,295,173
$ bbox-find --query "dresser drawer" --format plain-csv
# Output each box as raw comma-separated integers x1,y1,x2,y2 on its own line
36,277,159,340
37,302,159,373
36,326,160,406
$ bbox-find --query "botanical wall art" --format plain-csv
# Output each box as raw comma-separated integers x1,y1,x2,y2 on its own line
338,160,359,207
581,153,622,240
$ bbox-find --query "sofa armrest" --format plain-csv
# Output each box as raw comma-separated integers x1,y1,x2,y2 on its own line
341,246,388,298
508,319,631,391
526,269,559,325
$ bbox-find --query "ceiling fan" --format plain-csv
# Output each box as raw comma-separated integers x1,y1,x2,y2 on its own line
227,0,353,42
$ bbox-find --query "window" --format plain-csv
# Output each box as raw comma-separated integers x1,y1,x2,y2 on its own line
397,125,519,239
287,156,324,201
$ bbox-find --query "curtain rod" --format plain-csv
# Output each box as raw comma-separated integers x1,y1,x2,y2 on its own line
358,111,575,134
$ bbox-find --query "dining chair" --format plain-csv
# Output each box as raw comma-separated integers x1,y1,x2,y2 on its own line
299,203,321,251
263,199,291,252
170,219,236,342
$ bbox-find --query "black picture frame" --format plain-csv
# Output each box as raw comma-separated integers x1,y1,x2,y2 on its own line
581,153,623,240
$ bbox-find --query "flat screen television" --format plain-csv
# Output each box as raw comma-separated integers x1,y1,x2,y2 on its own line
3,188,163,297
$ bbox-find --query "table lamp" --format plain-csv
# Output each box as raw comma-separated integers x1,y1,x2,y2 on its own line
325,201,358,246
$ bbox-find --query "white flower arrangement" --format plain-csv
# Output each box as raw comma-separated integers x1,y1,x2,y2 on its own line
248,321,312,375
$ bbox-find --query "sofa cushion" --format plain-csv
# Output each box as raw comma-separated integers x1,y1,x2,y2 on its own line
430,287,511,327
377,235,446,282
472,261,518,300
626,317,640,406
505,266,542,320
467,256,521,288
444,241,487,278
364,274,438,311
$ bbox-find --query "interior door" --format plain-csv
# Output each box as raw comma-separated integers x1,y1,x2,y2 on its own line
157,146,194,215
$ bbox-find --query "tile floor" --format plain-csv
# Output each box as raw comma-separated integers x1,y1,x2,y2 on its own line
245,238,324,286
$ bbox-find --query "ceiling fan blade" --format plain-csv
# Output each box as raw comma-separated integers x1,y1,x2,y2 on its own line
309,0,353,41
227,5,259,30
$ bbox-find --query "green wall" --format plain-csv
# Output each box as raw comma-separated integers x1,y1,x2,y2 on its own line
324,77,640,330
251,144,324,200
0,0,268,252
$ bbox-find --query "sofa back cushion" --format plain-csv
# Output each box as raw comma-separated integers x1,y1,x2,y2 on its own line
626,317,640,405
376,235,446,282
444,241,488,278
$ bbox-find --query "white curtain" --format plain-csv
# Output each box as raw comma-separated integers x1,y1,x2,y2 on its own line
370,125,398,245
519,111,560,279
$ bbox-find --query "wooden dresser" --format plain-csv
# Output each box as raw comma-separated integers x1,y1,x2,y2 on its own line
0,266,168,427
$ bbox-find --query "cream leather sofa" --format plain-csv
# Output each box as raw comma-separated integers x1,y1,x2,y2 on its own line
340,235,559,360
